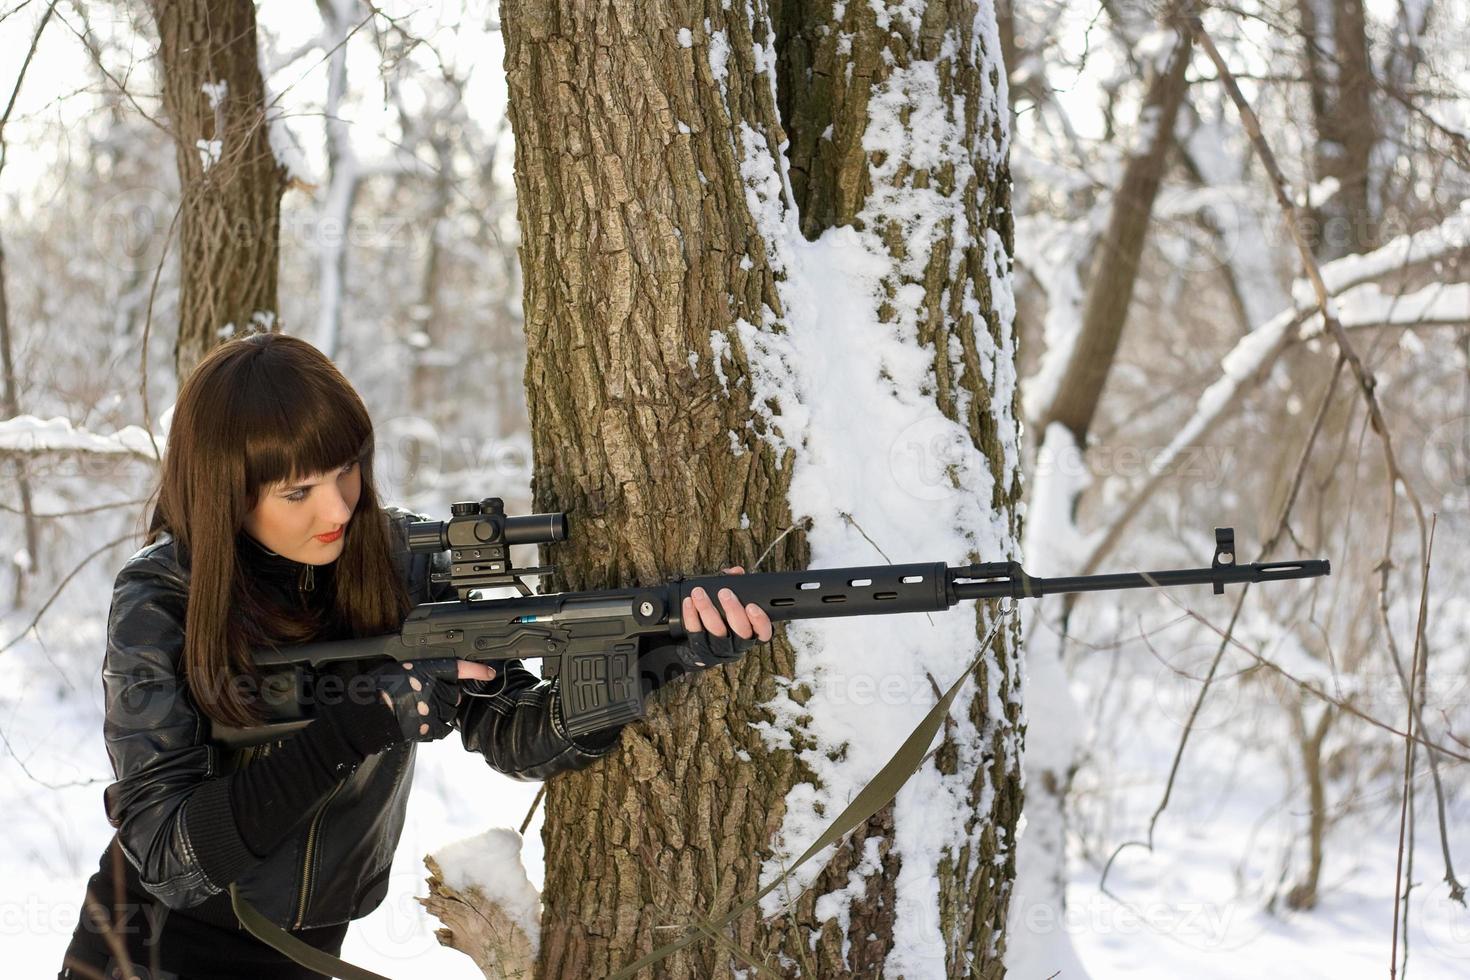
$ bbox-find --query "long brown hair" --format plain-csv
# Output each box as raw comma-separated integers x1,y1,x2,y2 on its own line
145,332,413,728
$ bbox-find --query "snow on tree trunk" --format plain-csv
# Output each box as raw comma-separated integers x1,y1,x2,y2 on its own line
150,0,286,378
500,1,1021,976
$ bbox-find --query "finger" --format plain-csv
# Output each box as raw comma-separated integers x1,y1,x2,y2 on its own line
721,565,746,575
717,587,754,639
691,586,728,637
682,595,704,633
746,602,774,642
456,661,496,682
412,659,460,682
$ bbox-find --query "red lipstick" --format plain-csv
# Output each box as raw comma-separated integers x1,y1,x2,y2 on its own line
315,528,343,543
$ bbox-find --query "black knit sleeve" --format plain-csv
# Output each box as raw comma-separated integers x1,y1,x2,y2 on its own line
183,696,399,883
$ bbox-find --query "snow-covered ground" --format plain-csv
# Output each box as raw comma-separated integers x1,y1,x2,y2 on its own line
1050,632,1470,979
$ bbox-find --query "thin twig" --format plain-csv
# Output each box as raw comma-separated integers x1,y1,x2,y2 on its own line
1150,588,1469,764
0,496,152,517
750,517,810,573
1391,515,1436,978
518,784,545,836
0,725,107,790
0,0,55,172
50,3,172,136
839,511,935,626
136,196,181,465
0,531,136,656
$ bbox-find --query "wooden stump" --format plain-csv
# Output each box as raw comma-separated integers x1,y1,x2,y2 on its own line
420,854,536,979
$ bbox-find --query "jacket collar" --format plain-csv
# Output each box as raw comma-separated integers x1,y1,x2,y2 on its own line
239,531,334,595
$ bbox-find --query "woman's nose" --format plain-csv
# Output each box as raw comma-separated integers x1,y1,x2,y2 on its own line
318,486,353,525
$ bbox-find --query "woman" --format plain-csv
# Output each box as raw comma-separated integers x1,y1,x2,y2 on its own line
59,333,771,980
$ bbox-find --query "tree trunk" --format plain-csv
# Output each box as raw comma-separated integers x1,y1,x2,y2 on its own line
0,5,54,606
311,0,363,361
501,1,1022,977
150,0,286,378
0,236,41,608
1296,0,1377,260
1036,7,1194,446
1285,703,1336,910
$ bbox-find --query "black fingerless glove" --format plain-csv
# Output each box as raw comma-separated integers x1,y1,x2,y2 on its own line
368,658,462,743
638,630,759,695
686,628,758,667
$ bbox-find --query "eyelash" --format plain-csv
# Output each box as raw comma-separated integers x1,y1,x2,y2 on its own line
284,460,357,503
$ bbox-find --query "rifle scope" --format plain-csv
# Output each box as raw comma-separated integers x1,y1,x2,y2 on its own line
404,497,568,554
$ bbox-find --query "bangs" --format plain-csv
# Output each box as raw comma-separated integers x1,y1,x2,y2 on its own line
239,369,372,494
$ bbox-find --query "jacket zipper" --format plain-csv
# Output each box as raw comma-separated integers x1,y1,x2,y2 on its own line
292,779,344,928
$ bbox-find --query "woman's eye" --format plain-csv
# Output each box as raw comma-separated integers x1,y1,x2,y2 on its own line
281,462,352,502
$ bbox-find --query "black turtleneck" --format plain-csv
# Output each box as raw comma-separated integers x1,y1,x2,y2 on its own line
237,531,338,628
180,535,400,890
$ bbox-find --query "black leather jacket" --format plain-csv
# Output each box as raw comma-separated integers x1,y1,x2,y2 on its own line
100,506,620,929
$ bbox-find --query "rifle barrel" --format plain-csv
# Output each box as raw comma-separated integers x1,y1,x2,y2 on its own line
948,559,1331,601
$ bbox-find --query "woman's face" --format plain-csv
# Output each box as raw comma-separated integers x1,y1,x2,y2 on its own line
243,459,363,564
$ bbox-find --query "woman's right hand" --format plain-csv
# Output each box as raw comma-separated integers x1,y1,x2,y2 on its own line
369,659,496,742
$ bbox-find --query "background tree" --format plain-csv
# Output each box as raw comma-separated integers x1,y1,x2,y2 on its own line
149,0,286,378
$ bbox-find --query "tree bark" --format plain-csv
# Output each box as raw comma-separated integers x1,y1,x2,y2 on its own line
501,1,1021,978
150,0,286,378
